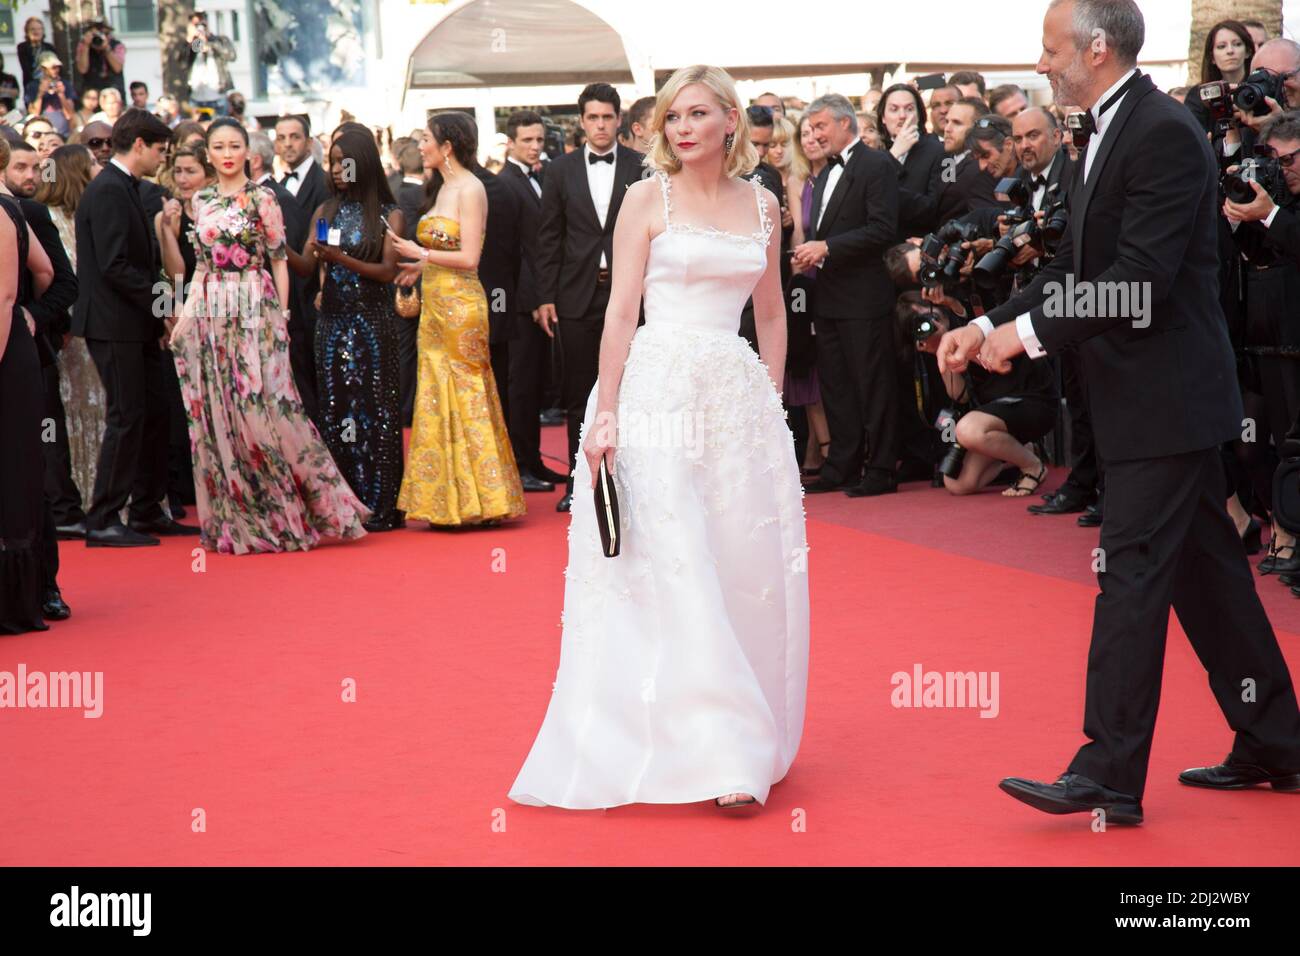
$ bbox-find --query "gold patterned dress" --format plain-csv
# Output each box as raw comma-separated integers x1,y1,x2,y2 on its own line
398,214,526,525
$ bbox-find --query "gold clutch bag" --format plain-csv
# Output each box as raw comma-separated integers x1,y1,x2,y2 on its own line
395,284,420,318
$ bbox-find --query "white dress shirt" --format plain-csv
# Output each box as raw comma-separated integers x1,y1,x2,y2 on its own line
110,157,134,179
584,143,617,268
816,140,857,233
509,156,542,198
1029,149,1063,212
975,69,1138,356
283,154,315,197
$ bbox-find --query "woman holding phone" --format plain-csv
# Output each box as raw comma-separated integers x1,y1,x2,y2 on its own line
297,128,406,532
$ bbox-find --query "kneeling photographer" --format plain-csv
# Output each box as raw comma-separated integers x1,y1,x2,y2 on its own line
1223,110,1300,576
898,290,1057,497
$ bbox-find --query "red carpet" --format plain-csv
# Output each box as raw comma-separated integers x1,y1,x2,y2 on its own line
4,431,1299,866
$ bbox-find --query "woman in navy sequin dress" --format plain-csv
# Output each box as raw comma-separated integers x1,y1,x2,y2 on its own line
301,129,406,532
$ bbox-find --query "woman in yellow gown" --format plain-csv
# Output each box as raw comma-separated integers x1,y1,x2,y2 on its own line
390,111,526,527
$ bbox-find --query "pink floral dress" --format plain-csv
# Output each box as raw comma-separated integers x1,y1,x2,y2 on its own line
171,180,370,554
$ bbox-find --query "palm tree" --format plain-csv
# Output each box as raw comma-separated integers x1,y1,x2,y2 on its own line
1188,0,1283,85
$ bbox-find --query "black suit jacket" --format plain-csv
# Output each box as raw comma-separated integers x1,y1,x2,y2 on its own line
257,176,307,317
499,159,544,313
935,151,998,225
19,198,77,368
809,140,900,320
72,161,159,341
895,134,947,236
535,145,646,317
282,160,329,223
473,165,523,343
394,179,426,242
984,73,1241,463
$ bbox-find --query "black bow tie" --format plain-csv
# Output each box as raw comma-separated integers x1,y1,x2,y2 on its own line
588,151,614,165
1031,175,1048,190
826,153,844,168
528,168,541,182
283,170,299,181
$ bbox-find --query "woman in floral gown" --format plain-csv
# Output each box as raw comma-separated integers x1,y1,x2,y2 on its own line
390,111,525,527
167,118,368,554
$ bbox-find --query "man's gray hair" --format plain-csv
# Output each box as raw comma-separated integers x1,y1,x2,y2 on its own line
1260,110,1300,145
1049,0,1144,67
806,93,858,135
248,130,275,170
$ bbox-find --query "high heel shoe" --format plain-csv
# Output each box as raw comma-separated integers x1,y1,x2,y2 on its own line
1259,540,1299,575
1240,516,1263,556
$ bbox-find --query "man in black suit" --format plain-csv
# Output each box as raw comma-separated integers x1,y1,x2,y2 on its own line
793,93,901,497
941,0,1300,823
391,142,427,426
250,130,310,376
534,83,646,511
738,105,786,352
471,156,522,450
274,113,328,424
934,98,999,224
5,139,75,617
501,109,565,491
73,108,196,546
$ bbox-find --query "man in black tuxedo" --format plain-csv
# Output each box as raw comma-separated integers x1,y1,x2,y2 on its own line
793,93,901,497
501,110,565,491
5,140,75,617
471,157,523,451
534,83,645,512
392,142,427,426
935,98,999,224
73,108,196,546
274,113,328,424
941,0,1300,823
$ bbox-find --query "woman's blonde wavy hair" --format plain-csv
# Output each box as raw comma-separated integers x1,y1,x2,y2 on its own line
646,65,758,179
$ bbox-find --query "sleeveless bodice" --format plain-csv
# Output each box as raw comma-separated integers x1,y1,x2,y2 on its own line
642,170,773,335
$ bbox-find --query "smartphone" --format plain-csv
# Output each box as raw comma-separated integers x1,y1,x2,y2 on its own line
914,72,947,91
315,217,328,243
379,213,393,234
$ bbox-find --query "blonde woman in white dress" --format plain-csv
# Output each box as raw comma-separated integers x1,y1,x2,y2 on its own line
509,65,810,812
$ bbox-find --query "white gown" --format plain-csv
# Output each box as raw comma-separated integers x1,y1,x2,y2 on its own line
508,169,810,809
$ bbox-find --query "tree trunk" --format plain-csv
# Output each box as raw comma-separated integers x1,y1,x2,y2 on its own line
159,0,197,102
1188,0,1283,86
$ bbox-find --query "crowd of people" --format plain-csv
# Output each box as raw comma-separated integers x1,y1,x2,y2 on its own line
3,10,1300,638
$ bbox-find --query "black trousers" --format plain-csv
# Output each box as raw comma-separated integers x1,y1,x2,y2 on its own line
1068,447,1300,797
40,361,85,525
1059,348,1100,495
288,310,320,427
490,338,510,428
813,313,899,483
161,345,195,505
396,309,419,427
85,338,169,529
508,311,550,474
556,285,609,486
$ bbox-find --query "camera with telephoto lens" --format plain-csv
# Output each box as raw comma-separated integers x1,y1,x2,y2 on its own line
973,183,1069,287
936,405,967,479
918,219,983,292
1199,80,1237,131
1221,153,1288,206
1234,69,1286,117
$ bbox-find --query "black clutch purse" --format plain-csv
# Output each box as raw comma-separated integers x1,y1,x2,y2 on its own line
594,456,621,558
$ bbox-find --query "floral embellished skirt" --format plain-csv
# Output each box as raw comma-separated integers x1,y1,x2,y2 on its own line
173,270,370,554
508,321,810,809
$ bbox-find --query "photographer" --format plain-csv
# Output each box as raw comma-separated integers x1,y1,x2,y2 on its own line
1185,20,1255,137
16,17,56,93
185,12,237,114
1223,110,1300,576
24,52,76,138
899,290,1056,496
74,19,126,99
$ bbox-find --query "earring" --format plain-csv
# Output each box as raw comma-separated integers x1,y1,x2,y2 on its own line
724,131,735,155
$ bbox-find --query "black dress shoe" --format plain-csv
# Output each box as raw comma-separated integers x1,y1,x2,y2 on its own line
534,464,569,485
999,771,1143,825
844,471,898,497
539,408,566,426
41,589,71,621
520,471,556,493
556,493,572,513
55,520,87,540
1076,504,1103,527
129,517,200,536
1179,755,1300,791
1028,489,1089,515
87,525,160,548
802,479,847,494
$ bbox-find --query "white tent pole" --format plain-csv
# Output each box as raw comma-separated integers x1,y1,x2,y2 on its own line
474,90,497,165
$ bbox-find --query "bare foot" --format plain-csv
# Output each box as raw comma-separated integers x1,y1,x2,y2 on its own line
715,792,757,807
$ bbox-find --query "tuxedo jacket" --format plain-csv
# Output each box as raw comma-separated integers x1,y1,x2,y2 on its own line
394,180,426,242
283,160,329,224
257,177,308,320
498,160,543,313
72,161,160,342
18,197,77,368
984,72,1241,463
935,151,998,225
895,134,947,236
535,145,645,317
810,140,900,320
472,166,523,343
